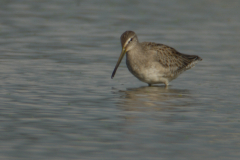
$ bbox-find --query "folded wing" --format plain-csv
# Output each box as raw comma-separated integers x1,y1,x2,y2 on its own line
141,42,202,75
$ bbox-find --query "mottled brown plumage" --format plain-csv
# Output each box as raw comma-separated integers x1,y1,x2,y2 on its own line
111,31,202,86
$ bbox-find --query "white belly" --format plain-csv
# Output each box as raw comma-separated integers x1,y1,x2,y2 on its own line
137,67,168,84
127,63,170,85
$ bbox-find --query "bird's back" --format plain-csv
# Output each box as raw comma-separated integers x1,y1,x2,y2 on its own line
141,42,202,76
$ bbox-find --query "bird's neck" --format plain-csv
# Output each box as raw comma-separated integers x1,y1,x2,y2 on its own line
127,43,144,56
126,43,146,66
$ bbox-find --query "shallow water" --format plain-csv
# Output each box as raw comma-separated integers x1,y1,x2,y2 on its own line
0,0,240,159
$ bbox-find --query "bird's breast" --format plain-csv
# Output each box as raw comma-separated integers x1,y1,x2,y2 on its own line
126,53,142,76
126,52,166,84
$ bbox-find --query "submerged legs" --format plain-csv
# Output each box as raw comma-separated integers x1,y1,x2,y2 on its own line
148,81,169,87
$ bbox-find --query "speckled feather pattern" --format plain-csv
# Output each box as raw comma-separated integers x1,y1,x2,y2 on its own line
141,42,202,75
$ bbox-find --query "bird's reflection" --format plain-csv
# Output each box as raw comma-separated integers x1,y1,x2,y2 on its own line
115,86,191,111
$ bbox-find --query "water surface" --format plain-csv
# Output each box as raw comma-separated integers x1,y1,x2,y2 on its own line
0,0,240,159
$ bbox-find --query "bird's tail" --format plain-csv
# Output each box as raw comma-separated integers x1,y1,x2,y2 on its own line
185,55,202,69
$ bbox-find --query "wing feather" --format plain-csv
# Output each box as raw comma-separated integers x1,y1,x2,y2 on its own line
141,42,202,74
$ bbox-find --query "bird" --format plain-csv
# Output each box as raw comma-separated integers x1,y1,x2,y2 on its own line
111,31,202,86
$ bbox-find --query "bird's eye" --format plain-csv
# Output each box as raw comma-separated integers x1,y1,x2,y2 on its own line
127,38,133,44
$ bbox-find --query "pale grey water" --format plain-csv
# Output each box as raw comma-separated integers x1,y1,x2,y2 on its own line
0,0,240,159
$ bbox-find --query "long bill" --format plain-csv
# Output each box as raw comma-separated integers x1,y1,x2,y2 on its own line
111,47,126,79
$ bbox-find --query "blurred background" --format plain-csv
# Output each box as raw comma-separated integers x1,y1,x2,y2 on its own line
0,0,240,159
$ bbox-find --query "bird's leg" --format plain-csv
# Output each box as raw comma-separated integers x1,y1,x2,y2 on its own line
148,84,152,87
164,81,169,88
